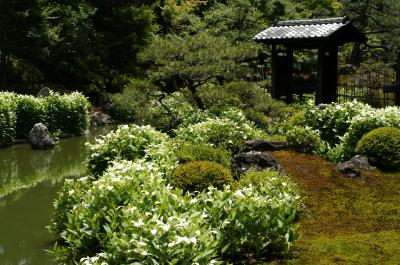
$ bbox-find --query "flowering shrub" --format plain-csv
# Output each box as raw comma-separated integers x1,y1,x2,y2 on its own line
51,160,301,263
50,160,221,264
175,117,266,153
0,92,17,146
178,107,249,129
334,106,400,161
87,124,177,176
197,184,301,260
355,127,400,170
172,161,234,192
304,101,372,145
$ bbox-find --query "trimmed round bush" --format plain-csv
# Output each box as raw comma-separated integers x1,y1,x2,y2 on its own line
172,161,234,192
87,124,177,176
175,142,231,166
355,127,400,170
286,126,321,154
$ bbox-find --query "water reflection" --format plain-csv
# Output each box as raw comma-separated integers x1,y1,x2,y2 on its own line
0,126,115,198
0,125,116,265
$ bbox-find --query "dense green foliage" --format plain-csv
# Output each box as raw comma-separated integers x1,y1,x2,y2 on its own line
172,161,234,192
87,124,177,176
0,93,17,146
175,116,266,153
14,95,46,139
0,91,89,144
175,142,231,167
355,127,400,170
304,101,371,145
286,126,322,154
52,157,301,264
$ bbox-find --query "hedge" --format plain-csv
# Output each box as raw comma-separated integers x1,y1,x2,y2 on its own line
0,91,90,145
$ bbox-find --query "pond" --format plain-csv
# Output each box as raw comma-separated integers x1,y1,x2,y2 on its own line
0,126,115,265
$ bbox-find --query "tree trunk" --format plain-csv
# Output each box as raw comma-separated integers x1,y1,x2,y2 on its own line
395,51,400,106
188,86,205,110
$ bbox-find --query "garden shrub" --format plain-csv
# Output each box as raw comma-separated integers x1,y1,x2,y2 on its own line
175,116,266,153
51,160,301,264
288,110,306,127
355,127,400,170
244,108,269,130
175,142,231,166
45,92,90,135
15,95,46,139
334,106,400,161
234,169,300,197
172,161,234,192
304,101,372,145
286,126,322,154
111,80,192,132
0,92,17,146
50,160,221,264
197,185,301,260
87,124,177,176
199,81,278,113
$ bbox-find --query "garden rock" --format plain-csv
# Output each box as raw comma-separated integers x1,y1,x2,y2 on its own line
350,155,374,169
36,87,51,97
244,140,287,152
231,152,279,177
90,111,114,126
335,161,361,178
29,123,55,149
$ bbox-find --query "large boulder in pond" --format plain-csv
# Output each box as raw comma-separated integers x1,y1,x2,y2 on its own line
29,123,55,149
231,152,279,177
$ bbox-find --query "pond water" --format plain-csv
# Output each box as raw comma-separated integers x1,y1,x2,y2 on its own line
0,126,115,265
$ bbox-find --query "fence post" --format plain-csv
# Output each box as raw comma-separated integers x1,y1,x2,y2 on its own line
396,52,400,106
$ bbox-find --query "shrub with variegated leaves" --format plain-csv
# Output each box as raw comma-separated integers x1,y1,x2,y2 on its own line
51,160,301,264
175,116,266,153
304,101,372,145
87,124,177,176
50,160,220,264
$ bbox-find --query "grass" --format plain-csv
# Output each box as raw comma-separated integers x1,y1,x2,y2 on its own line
268,151,400,265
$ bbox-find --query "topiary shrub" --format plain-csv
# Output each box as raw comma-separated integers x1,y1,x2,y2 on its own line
286,126,321,154
355,127,400,170
175,142,231,166
172,161,234,192
87,124,177,176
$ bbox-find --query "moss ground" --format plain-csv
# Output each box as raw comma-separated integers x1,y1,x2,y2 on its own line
268,151,400,265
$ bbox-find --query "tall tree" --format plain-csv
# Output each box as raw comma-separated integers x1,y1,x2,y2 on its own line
140,32,258,109
0,0,47,86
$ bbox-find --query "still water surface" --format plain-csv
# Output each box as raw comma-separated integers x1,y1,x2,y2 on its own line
0,126,115,265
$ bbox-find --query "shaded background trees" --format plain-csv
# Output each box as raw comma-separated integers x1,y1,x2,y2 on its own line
1,0,399,102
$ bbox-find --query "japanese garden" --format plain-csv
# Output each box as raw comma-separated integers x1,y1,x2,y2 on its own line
0,0,400,264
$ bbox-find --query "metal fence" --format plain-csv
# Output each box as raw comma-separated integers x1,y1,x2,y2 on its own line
337,70,397,107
